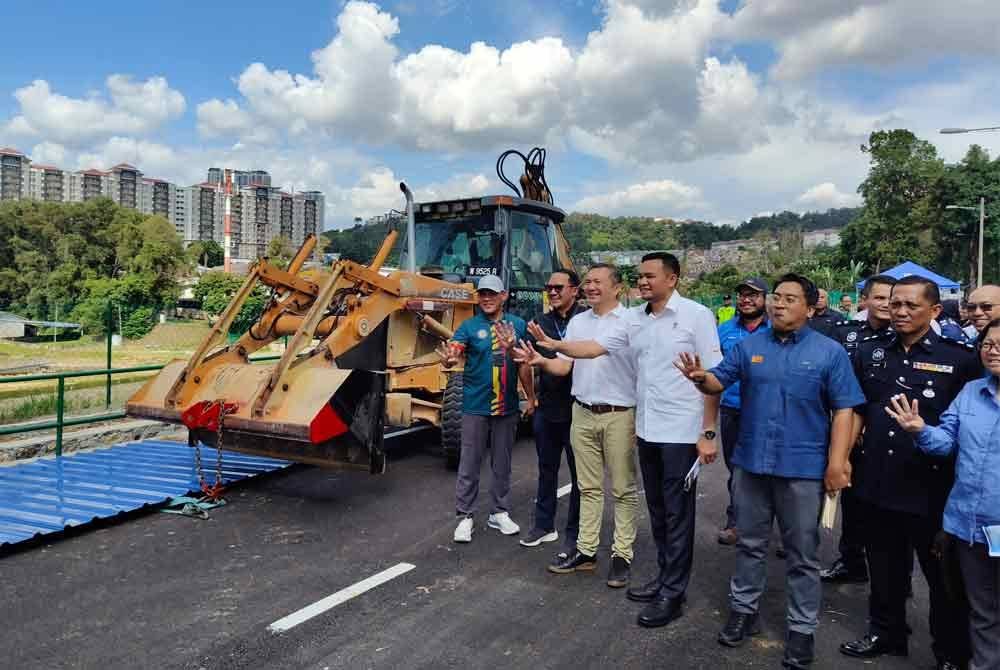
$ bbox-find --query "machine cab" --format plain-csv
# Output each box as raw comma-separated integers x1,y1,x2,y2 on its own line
401,196,575,321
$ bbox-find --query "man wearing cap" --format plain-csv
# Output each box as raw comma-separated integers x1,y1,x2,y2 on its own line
717,295,736,325
715,277,770,546
439,274,528,544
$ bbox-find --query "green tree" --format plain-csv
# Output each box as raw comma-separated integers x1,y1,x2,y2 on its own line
188,239,225,268
840,129,944,273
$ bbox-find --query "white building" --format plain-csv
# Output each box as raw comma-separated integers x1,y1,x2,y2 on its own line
803,228,842,249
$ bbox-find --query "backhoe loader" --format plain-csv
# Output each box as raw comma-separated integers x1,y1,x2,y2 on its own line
127,148,576,471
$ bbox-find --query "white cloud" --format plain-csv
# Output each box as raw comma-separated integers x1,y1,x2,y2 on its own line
797,182,860,209
29,141,67,166
571,179,705,217
330,167,493,223
196,99,255,139
4,76,184,146
729,1,1000,80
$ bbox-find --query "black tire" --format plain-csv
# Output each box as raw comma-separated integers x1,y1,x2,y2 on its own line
441,373,463,470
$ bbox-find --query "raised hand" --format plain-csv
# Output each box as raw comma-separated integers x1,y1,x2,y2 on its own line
673,351,706,384
526,321,558,351
884,394,924,433
494,321,518,350
511,339,545,367
436,341,462,368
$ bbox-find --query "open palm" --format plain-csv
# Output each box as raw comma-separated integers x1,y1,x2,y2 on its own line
885,394,925,433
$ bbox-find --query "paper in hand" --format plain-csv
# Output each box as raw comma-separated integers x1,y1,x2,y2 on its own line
820,491,840,530
983,525,1000,558
683,459,702,492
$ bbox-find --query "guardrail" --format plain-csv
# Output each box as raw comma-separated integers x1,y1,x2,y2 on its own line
0,355,281,456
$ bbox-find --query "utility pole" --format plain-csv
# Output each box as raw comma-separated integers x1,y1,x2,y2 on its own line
224,169,233,273
978,196,985,288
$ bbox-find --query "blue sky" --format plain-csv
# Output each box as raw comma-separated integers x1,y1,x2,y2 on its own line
2,0,998,228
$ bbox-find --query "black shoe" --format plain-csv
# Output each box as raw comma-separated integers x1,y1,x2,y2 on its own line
626,577,662,603
606,555,630,588
519,527,558,548
775,543,788,559
820,559,869,584
839,634,908,658
548,550,597,574
718,611,760,647
637,594,683,628
937,661,963,670
783,631,815,669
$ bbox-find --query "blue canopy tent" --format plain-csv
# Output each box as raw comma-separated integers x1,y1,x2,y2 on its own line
856,261,962,298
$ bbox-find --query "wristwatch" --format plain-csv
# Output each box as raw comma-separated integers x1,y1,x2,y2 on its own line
702,429,717,440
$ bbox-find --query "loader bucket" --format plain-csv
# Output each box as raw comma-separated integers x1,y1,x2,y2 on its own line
127,361,386,473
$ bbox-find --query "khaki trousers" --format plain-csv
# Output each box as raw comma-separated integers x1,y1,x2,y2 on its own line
570,403,638,561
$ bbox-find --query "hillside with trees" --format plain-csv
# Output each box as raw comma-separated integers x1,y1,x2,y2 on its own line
0,198,189,337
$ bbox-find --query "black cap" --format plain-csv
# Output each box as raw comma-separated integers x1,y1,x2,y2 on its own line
723,294,732,300
736,277,769,294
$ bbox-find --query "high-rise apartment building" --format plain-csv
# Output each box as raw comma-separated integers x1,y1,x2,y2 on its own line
1,148,325,258
0,147,29,201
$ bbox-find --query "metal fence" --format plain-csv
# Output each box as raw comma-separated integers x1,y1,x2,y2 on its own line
0,355,281,456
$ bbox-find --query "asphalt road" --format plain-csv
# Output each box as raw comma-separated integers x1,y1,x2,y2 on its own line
2,433,940,669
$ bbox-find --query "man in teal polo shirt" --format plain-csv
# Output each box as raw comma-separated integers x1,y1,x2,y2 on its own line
439,274,528,543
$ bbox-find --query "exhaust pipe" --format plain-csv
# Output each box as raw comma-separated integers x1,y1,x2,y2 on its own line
400,181,416,274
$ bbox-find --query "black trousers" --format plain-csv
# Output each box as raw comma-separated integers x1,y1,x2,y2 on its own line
637,439,697,600
863,503,970,664
836,470,867,570
719,407,740,529
531,408,579,539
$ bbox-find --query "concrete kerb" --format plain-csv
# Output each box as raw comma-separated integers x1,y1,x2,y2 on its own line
0,419,185,464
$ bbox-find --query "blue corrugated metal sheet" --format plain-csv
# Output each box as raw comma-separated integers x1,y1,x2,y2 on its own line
0,439,289,548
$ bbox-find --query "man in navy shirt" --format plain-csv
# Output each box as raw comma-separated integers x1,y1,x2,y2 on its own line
676,273,865,670
715,277,770,545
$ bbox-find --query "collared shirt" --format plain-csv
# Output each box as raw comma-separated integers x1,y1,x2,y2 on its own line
851,329,981,517
717,315,770,410
709,325,865,479
597,292,722,442
452,312,527,417
527,303,589,422
562,304,637,407
830,319,889,363
810,308,845,339
915,376,1000,545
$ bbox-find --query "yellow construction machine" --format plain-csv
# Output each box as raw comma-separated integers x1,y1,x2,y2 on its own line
127,148,577,472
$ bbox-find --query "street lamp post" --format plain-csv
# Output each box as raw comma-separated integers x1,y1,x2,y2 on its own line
940,126,1000,134
946,197,987,288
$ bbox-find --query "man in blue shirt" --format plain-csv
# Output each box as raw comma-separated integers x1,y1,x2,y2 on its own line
440,274,528,544
716,276,770,546
676,273,864,670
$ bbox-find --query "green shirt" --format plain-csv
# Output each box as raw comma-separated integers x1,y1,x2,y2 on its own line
452,313,527,416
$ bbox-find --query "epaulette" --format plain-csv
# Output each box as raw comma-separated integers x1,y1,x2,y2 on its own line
939,335,976,350
832,320,854,328
861,330,892,343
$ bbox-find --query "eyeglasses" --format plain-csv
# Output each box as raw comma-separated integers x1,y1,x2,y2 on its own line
737,292,763,301
544,284,569,292
981,340,1000,352
966,302,995,313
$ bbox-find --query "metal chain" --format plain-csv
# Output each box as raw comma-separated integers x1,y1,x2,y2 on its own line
190,431,207,493
213,404,226,495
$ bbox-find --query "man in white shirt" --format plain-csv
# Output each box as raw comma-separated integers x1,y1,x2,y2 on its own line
519,253,722,629
513,263,639,589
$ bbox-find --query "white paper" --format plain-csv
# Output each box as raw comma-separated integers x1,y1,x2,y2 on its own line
983,525,1000,558
820,491,840,530
683,459,702,492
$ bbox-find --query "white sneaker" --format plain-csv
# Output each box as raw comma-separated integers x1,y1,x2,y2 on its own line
487,512,520,535
453,516,473,543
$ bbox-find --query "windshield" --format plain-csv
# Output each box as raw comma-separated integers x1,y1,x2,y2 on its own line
402,214,499,281
509,211,558,288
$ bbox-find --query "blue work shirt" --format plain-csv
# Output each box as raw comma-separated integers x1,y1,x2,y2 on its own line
915,375,1000,545
452,312,526,417
717,316,770,410
709,325,865,479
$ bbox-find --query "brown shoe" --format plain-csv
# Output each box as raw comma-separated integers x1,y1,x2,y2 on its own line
717,527,738,545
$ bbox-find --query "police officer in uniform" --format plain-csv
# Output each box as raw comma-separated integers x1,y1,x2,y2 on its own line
821,274,896,584
840,276,981,670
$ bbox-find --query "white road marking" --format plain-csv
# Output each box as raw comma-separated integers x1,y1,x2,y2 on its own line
557,483,572,498
267,562,416,633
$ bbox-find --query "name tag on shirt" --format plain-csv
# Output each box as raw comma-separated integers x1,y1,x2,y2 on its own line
751,355,764,364
912,362,954,374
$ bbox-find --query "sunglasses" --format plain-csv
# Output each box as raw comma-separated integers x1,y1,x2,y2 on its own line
966,302,995,313
544,284,571,292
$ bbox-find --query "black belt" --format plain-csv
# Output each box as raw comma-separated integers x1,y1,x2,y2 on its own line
575,400,633,414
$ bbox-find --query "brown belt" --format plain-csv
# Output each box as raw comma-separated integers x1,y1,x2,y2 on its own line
575,400,633,414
